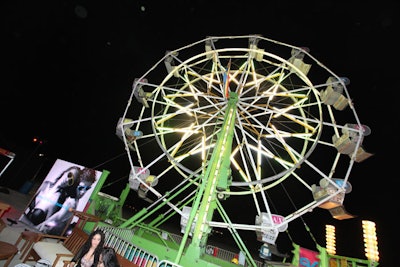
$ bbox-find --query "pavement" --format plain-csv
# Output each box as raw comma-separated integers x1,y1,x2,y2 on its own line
0,186,41,267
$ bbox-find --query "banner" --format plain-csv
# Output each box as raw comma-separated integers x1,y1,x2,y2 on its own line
19,159,102,236
299,247,320,267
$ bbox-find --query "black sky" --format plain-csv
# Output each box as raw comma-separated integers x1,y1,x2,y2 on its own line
0,1,398,266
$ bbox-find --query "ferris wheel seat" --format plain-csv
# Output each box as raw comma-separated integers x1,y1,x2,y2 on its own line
333,134,355,154
312,185,345,209
333,96,349,110
333,134,373,162
321,90,348,110
256,229,279,245
353,147,374,162
133,78,151,108
328,205,356,220
288,57,311,76
320,77,349,110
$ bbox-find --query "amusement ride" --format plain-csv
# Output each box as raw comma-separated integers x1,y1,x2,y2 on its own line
88,35,377,267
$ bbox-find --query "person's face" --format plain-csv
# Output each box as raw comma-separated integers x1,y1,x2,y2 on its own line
91,233,102,248
76,181,92,198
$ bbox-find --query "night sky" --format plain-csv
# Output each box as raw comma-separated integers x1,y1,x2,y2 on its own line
0,1,398,266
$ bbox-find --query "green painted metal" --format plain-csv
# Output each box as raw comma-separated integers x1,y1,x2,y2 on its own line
176,92,238,264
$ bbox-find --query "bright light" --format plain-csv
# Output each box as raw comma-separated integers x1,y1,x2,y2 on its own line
325,224,336,255
33,137,43,144
362,220,379,262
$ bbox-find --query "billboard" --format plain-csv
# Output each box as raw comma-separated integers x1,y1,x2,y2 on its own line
0,147,16,178
19,159,102,236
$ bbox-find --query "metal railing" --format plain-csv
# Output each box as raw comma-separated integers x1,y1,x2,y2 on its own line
98,225,159,267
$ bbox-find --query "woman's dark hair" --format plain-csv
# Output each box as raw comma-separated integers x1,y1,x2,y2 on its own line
71,229,106,267
101,247,121,267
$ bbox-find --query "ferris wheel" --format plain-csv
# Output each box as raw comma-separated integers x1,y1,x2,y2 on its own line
116,35,372,251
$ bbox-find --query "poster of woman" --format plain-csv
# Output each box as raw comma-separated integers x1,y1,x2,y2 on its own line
19,159,102,236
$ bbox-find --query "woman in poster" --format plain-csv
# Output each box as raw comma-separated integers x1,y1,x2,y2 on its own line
23,164,97,235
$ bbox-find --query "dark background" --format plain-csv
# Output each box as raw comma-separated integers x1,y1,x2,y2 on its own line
0,1,397,266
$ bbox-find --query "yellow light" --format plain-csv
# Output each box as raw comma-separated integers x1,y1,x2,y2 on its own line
325,224,336,255
362,220,379,262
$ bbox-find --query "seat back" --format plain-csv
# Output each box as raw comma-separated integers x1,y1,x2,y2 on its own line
0,218,6,233
0,202,10,218
63,226,89,255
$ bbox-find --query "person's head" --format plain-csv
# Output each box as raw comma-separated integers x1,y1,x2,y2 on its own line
78,229,106,266
89,228,106,249
74,229,105,267
75,167,97,199
99,247,120,267
56,166,97,199
56,166,82,188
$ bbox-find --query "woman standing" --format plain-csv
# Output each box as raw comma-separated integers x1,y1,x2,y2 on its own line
68,229,105,267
